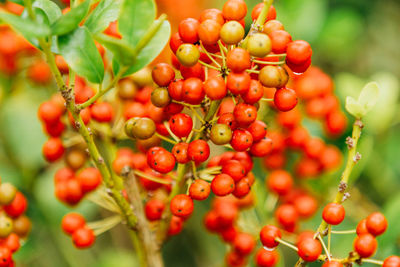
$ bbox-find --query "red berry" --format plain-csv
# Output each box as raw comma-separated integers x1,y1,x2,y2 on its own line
145,199,165,221
222,160,246,182
168,80,184,101
255,248,279,267
260,225,281,248
178,18,199,44
233,103,257,127
169,113,193,138
172,142,190,164
147,147,176,174
297,238,322,262
227,72,251,95
187,140,210,163
230,129,253,151
267,169,293,196
211,174,235,196
38,101,63,125
232,179,251,198
274,88,298,112
366,212,387,236
170,32,184,53
322,203,345,225
204,76,227,100
42,138,65,162
242,79,264,104
72,227,95,249
222,0,247,21
383,256,400,267
294,195,318,218
250,137,273,157
152,63,175,87
354,233,377,258
275,204,298,229
65,179,84,205
233,232,255,255
4,192,27,218
168,215,184,236
170,194,194,218
76,167,102,193
227,48,251,73
189,179,211,201
286,40,312,65
247,120,267,142
199,9,225,25
0,246,12,267
269,30,292,54
322,261,343,267
91,102,114,122
198,19,221,45
225,250,246,267
182,78,205,105
356,219,369,236
61,213,86,235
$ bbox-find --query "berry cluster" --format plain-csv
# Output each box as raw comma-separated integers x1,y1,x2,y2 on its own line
61,213,95,249
54,167,102,205
3,0,393,265
0,179,31,267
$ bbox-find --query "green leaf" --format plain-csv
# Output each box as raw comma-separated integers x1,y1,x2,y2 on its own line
0,12,50,38
345,96,365,119
118,0,155,46
94,33,135,65
345,82,380,118
85,0,122,34
358,82,379,113
114,20,170,76
58,26,104,83
51,0,90,36
33,0,62,24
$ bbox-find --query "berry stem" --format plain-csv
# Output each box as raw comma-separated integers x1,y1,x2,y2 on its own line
190,107,206,124
200,41,222,68
260,98,274,102
241,0,274,49
361,258,384,265
252,59,286,65
199,60,220,71
295,119,363,267
156,163,190,244
330,229,356,235
163,121,180,142
122,168,164,267
317,234,331,261
77,66,128,110
275,237,298,251
246,69,260,74
155,132,178,145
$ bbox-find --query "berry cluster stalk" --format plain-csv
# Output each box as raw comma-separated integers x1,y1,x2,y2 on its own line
295,120,363,267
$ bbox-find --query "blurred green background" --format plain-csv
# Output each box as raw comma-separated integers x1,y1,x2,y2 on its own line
0,0,399,266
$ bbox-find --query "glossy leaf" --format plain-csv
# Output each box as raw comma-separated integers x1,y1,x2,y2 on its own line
94,33,135,65
33,0,62,24
85,0,122,34
58,27,104,83
51,0,90,36
358,82,379,113
114,20,170,77
118,0,155,46
0,12,50,38
345,96,365,119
